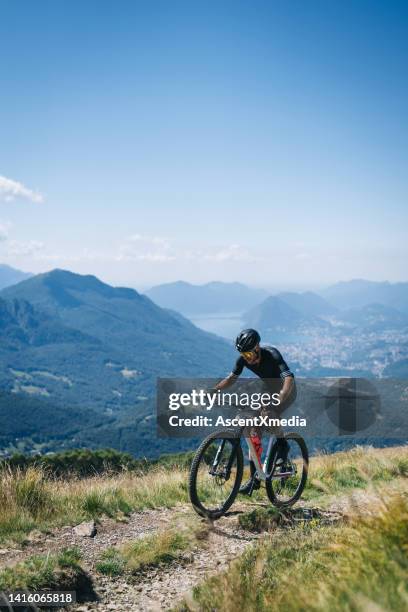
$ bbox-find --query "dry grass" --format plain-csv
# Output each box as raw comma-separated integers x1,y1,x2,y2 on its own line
1,445,407,547
95,529,190,577
96,516,206,576
184,489,408,611
304,444,408,498
0,465,189,544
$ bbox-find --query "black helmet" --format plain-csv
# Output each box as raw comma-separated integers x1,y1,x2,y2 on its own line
235,329,260,352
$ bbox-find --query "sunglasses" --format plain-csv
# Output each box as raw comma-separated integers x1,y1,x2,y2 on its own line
240,349,258,359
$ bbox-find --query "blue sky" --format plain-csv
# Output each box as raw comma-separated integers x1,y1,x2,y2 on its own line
0,0,407,289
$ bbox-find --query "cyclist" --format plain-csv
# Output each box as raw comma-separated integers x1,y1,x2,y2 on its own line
213,328,296,495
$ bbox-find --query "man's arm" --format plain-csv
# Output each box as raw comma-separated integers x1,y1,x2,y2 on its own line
212,355,244,392
214,373,239,391
267,346,295,410
278,374,295,405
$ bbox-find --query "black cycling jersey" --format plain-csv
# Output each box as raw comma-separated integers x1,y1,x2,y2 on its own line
232,346,294,381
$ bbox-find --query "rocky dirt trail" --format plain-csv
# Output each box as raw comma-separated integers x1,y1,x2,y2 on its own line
0,506,179,571
71,502,264,612
0,501,263,611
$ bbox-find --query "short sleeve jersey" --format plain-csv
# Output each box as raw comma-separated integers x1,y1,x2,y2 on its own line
232,346,293,380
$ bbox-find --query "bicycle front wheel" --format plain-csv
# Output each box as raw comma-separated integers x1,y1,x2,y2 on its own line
189,430,243,520
265,432,308,508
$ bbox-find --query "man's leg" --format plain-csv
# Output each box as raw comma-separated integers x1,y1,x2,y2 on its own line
276,437,290,463
273,393,296,465
239,426,262,494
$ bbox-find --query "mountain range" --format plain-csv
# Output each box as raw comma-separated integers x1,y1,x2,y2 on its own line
147,279,408,337
0,268,407,457
0,269,237,456
321,279,408,312
243,292,336,334
1,269,234,371
243,288,408,337
146,281,267,315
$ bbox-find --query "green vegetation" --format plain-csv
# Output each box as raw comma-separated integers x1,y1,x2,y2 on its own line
0,269,237,458
0,390,104,451
238,506,281,533
95,547,126,577
303,445,408,500
0,445,407,547
0,464,189,545
1,447,196,478
96,529,192,576
0,444,407,610
2,448,142,477
177,445,408,611
182,492,408,611
0,547,82,591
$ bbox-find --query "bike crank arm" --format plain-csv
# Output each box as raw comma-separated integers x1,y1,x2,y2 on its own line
269,469,295,479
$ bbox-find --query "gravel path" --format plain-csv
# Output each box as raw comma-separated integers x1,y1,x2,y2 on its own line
0,506,180,571
71,503,262,612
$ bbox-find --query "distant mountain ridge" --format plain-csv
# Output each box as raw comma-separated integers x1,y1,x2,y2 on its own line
243,291,336,334
275,291,338,317
321,279,408,312
146,279,408,334
0,269,235,382
0,263,32,290
244,296,308,331
339,303,408,330
242,286,408,356
1,270,234,371
146,280,267,315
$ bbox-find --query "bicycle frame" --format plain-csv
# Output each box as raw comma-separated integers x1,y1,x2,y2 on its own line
209,434,294,482
245,435,294,480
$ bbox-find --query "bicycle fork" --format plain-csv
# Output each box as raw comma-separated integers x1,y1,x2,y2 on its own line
209,438,240,481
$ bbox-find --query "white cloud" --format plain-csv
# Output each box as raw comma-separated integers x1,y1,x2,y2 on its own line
5,240,44,256
202,244,263,263
0,175,44,203
117,234,176,262
115,236,262,265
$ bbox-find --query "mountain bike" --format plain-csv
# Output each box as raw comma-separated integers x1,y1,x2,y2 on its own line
189,427,308,520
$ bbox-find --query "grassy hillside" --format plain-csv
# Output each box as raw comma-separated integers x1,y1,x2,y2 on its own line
0,445,406,610
0,445,406,532
0,446,408,612
184,490,407,611
180,447,408,611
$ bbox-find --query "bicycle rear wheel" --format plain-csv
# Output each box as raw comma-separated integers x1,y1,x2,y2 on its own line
189,430,243,520
265,432,308,508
